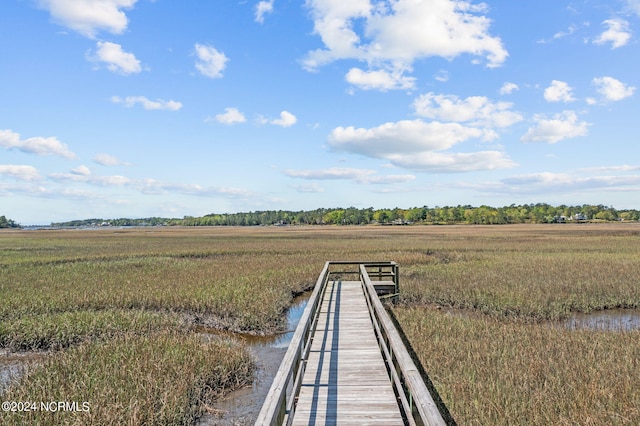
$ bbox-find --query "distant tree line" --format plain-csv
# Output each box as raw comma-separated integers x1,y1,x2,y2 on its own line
48,204,640,228
50,217,170,227
175,203,638,226
0,215,20,228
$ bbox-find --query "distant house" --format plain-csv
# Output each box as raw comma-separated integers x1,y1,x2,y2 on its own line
572,213,588,221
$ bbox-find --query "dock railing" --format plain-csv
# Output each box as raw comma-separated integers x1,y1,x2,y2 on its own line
254,261,445,426
360,264,446,426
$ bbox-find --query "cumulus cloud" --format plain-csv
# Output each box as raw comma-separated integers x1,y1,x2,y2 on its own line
500,82,519,95
594,19,631,49
255,0,274,23
521,111,590,144
211,107,247,125
71,165,91,176
88,41,141,75
387,150,517,173
194,43,228,79
283,167,415,184
0,165,42,181
270,111,297,127
345,67,416,91
111,96,182,111
413,93,523,128
592,76,636,101
329,120,477,156
303,0,507,90
36,0,138,38
0,129,77,159
544,80,576,103
327,119,515,172
93,153,129,166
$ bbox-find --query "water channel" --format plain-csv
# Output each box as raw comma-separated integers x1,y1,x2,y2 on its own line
197,294,310,426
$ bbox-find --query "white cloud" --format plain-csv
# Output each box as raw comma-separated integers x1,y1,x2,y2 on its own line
270,111,297,127
387,150,517,173
434,70,449,83
594,19,631,49
283,167,415,184
292,183,325,193
592,76,636,101
497,172,640,193
544,80,576,103
50,171,131,186
553,24,577,40
623,0,640,16
71,165,91,176
327,119,514,172
285,167,376,180
93,153,129,166
255,0,274,23
361,174,416,184
36,0,138,38
211,107,247,125
0,129,77,159
580,164,640,173
521,111,590,144
88,41,141,75
303,0,507,89
194,43,228,79
136,179,253,198
111,96,182,111
329,120,480,156
345,67,415,91
0,165,42,181
499,82,519,95
413,93,523,128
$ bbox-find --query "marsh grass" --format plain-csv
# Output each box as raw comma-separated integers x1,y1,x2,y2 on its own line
0,309,182,351
1,224,639,424
393,307,640,425
0,332,254,425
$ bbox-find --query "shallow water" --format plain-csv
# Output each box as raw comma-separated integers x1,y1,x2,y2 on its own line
198,295,310,425
561,309,640,331
0,350,46,394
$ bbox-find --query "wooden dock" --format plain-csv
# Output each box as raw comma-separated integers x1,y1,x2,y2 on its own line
292,280,404,425
255,261,446,426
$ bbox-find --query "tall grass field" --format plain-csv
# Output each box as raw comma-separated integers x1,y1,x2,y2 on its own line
1,224,639,424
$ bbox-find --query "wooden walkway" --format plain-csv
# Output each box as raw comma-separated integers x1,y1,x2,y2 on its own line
292,280,404,425
255,261,446,426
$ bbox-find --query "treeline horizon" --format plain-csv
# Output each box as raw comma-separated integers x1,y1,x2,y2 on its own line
40,203,640,228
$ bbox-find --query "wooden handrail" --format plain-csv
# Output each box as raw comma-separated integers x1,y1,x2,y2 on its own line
255,261,442,426
360,264,446,426
254,261,330,425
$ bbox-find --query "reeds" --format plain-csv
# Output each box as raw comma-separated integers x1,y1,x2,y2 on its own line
1,224,639,424
0,332,253,425
393,307,640,425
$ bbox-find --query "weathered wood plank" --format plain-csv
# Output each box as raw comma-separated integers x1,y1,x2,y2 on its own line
290,280,404,426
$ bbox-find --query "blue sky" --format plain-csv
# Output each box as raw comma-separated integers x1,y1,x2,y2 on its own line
2,0,639,224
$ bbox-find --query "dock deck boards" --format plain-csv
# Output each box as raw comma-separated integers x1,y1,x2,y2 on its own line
291,280,404,426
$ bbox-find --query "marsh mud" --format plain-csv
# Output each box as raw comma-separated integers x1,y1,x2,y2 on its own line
198,294,309,425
